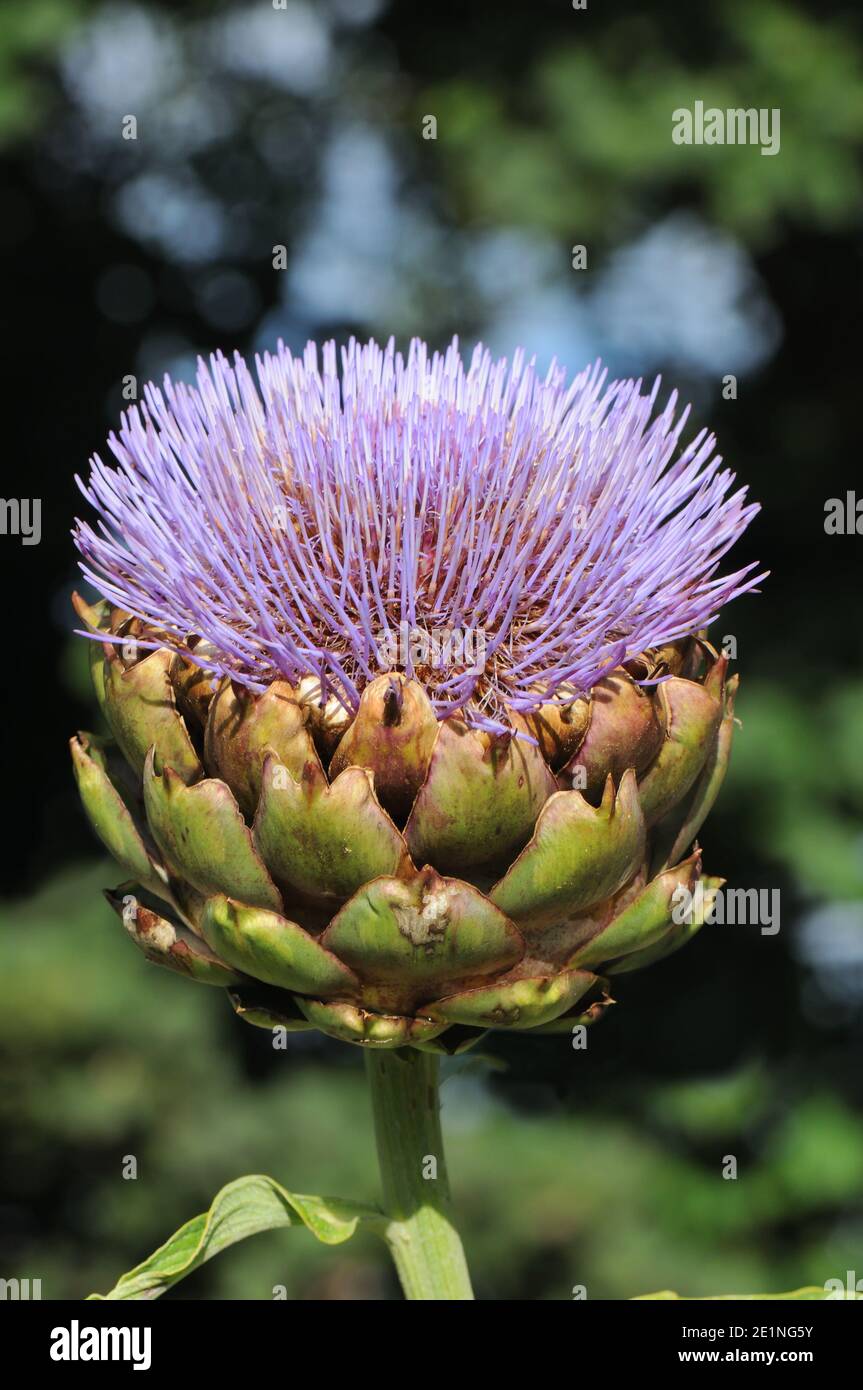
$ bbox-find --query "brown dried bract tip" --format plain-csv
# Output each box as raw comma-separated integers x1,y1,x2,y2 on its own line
382,678,403,726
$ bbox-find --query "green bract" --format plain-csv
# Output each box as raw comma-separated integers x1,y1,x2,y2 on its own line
71,594,737,1053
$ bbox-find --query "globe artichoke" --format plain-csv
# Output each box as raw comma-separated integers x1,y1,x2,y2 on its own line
70,337,760,1057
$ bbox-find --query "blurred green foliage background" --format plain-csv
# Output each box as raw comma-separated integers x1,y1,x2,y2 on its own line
1,0,861,1299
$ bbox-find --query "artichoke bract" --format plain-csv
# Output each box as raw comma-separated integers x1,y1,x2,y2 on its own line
70,338,761,1054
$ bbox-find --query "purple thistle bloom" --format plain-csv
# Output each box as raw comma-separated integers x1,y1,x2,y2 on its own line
74,336,764,727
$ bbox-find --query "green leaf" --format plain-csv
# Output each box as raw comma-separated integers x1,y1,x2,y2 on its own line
635,1287,862,1301
88,1174,384,1300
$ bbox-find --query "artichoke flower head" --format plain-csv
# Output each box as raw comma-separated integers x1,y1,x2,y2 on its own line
71,338,763,1052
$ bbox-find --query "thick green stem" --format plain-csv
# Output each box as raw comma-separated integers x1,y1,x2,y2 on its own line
365,1048,474,1300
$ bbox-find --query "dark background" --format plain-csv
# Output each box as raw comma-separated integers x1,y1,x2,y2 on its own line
1,0,861,1299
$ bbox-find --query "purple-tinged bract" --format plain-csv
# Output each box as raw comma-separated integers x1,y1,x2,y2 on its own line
75,337,762,727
